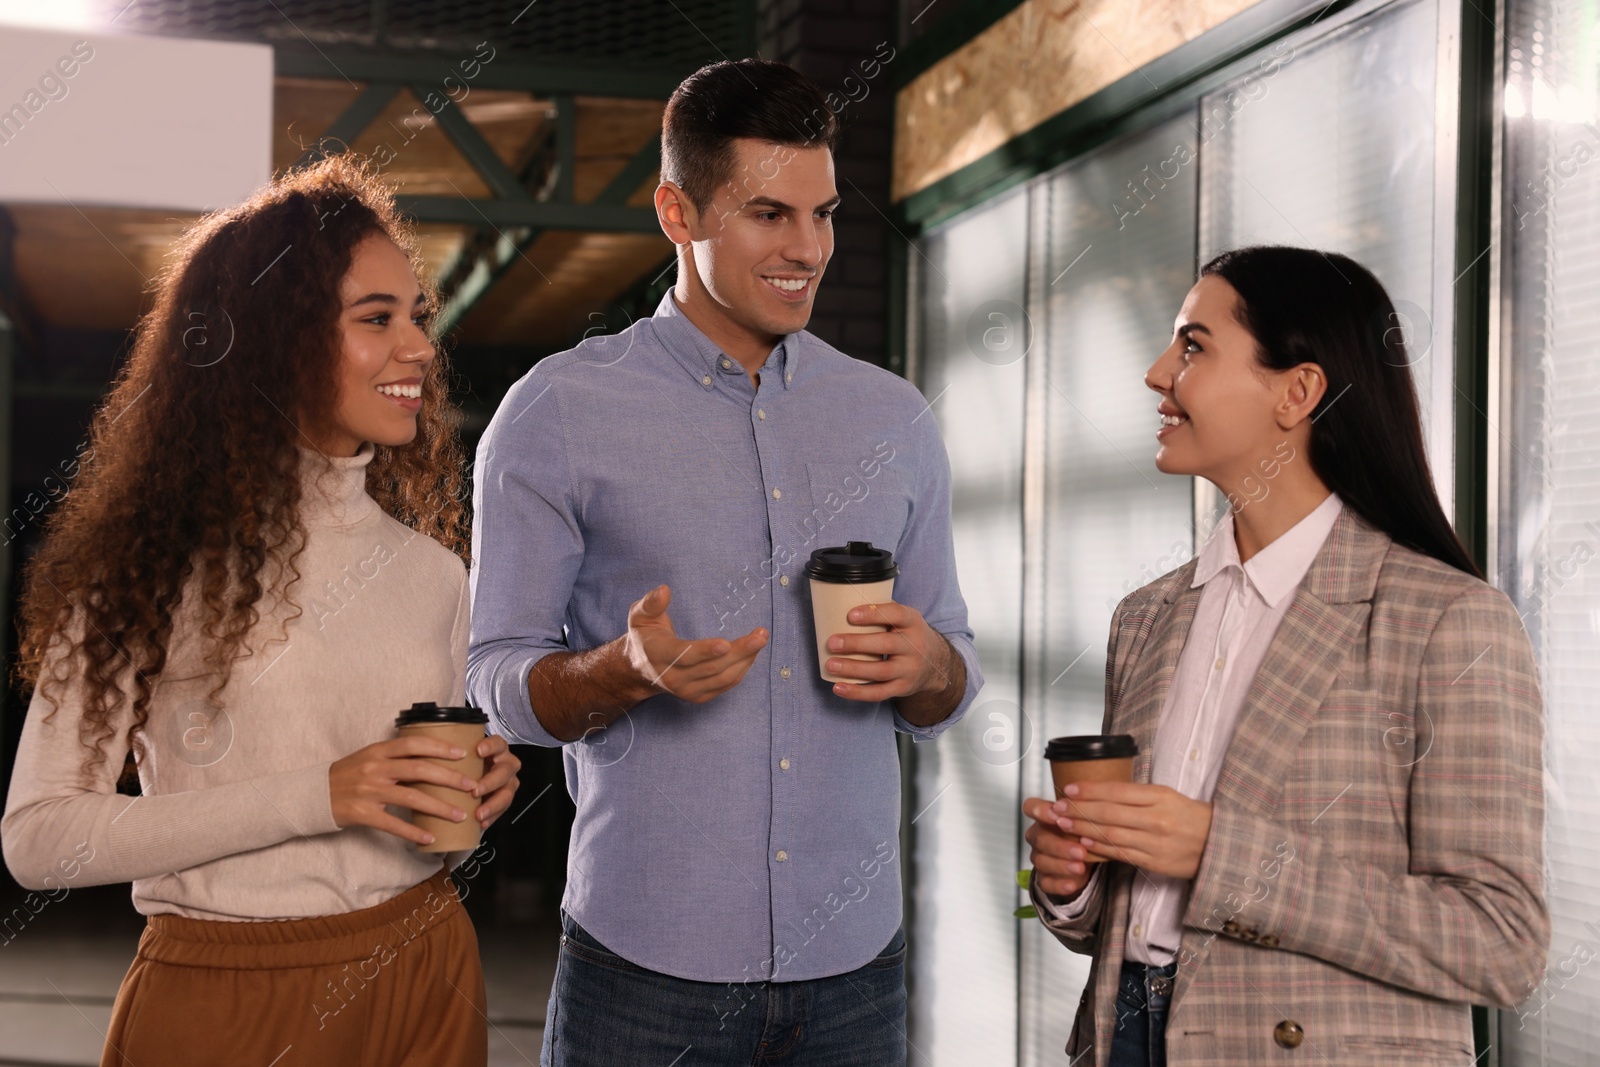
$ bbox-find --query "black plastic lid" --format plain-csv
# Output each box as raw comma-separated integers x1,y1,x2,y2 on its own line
395,702,489,727
804,541,899,584
1043,734,1138,761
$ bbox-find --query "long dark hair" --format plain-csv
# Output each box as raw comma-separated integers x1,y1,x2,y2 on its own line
1201,246,1480,578
18,153,470,777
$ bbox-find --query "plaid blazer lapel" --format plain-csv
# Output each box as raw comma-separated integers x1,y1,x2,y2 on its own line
1210,507,1386,816
1114,574,1203,784
1090,571,1202,1059
1169,507,1388,1007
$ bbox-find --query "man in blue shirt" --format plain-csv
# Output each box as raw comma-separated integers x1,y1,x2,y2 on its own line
468,58,982,1065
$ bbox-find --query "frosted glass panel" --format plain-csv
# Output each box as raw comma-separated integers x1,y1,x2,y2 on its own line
1022,108,1201,1063
1498,0,1600,1061
1198,0,1450,505
909,187,1028,1067
904,4,1456,1064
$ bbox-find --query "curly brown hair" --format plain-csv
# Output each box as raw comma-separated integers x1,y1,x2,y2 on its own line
16,153,469,778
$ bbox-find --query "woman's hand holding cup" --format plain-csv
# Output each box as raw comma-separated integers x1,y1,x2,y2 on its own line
1023,795,1094,900
330,735,480,847
472,734,521,831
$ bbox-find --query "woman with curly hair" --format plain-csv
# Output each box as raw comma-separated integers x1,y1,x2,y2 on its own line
1,154,520,1065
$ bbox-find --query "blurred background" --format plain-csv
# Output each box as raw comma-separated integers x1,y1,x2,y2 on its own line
0,0,1595,1064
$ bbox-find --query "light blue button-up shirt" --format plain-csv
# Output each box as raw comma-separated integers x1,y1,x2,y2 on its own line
467,291,982,983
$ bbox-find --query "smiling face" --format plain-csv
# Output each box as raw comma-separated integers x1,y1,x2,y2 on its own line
1144,274,1317,488
313,233,435,457
659,138,838,355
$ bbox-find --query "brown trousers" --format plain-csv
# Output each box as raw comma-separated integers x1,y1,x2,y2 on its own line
102,869,488,1067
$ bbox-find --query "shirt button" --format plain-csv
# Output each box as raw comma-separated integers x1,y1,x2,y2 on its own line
779,574,789,586
786,372,793,383
780,666,792,680
1214,657,1226,670
758,409,766,420
776,850,788,862
701,375,712,386
721,358,733,369
1189,748,1200,762
772,488,782,499
780,758,791,770
1133,924,1143,937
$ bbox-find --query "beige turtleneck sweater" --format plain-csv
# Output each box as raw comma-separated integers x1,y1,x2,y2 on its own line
2,445,471,920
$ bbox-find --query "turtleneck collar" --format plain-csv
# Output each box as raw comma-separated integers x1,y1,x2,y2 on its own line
298,442,379,528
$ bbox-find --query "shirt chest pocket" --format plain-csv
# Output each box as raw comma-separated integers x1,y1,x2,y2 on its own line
799,462,911,558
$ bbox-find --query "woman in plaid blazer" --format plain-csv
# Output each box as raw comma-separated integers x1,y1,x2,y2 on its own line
1024,246,1547,1066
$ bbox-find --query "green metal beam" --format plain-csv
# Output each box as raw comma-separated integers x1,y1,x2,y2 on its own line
397,196,658,231
293,82,400,169
436,133,664,335
1452,0,1497,578
555,95,577,205
597,133,662,205
273,45,689,99
423,87,532,201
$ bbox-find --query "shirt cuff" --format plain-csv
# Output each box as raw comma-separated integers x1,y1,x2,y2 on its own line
893,633,981,741
1036,866,1101,921
484,648,568,748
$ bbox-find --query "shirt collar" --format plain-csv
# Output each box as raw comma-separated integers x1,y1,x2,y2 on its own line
651,289,798,390
1192,492,1344,608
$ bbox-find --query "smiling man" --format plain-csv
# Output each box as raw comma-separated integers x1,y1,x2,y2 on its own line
467,59,982,1065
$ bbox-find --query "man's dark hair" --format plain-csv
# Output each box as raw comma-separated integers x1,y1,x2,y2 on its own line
661,59,839,212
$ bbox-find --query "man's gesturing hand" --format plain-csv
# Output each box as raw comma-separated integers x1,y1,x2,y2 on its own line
623,584,767,704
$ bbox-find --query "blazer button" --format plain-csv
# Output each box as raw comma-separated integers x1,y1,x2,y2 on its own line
1258,934,1280,948
1239,928,1259,942
1274,1020,1305,1049
1222,920,1242,936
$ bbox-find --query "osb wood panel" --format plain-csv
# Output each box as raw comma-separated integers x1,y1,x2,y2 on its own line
893,0,1262,202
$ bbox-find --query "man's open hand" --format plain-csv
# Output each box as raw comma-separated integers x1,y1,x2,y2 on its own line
623,584,767,704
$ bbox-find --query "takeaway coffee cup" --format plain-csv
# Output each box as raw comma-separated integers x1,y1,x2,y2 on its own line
1044,734,1138,864
395,702,488,853
805,541,899,684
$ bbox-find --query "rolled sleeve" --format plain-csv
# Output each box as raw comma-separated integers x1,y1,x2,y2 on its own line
466,367,583,750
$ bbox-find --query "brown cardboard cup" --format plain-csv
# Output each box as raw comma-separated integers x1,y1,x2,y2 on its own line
395,704,488,853
1044,735,1138,864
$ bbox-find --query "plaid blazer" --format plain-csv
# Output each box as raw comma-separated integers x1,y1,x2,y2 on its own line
1033,507,1548,1066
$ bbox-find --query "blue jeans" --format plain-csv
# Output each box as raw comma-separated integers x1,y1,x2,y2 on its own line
1108,959,1176,1067
541,911,908,1066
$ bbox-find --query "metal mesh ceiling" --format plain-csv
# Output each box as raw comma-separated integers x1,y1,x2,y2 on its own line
92,0,747,68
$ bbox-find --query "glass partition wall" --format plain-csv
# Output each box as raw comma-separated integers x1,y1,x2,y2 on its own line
905,1,1457,1062
906,187,1029,1067
1498,0,1600,1061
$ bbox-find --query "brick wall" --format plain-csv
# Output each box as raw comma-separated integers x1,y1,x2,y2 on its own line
758,0,896,368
